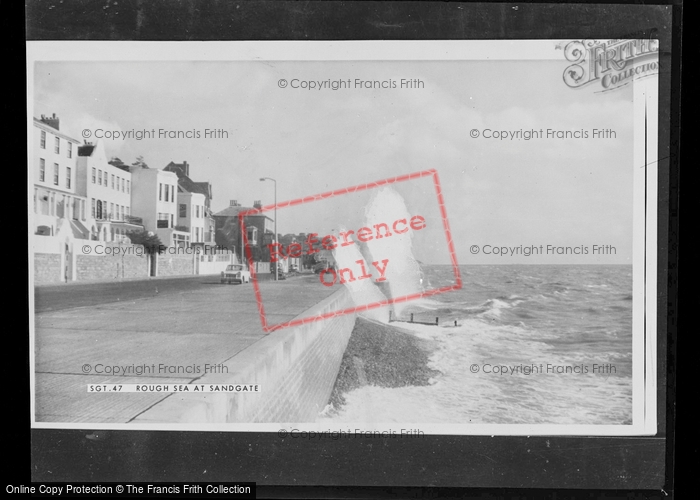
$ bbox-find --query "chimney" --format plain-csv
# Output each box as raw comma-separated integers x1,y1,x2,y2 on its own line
183,161,189,176
40,113,60,131
230,200,238,207
253,200,262,209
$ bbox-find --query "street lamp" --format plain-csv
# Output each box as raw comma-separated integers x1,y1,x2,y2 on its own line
259,177,277,281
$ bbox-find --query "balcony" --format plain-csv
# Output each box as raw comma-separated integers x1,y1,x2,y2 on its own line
124,215,143,225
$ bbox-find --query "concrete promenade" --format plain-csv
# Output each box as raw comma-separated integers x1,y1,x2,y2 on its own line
33,273,339,423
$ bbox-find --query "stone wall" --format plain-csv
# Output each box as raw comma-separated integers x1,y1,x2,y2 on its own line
75,253,149,281
156,252,194,277
34,254,62,284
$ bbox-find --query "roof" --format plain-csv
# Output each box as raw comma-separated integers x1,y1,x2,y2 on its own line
78,144,96,156
163,162,212,200
213,205,272,220
33,118,81,143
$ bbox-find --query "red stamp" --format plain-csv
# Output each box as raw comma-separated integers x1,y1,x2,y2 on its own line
240,169,461,332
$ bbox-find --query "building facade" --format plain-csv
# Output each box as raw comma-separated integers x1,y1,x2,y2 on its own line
164,160,216,246
32,115,85,237
213,200,274,265
76,140,140,242
176,192,207,244
129,166,184,247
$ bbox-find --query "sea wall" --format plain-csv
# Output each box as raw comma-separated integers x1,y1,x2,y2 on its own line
133,288,356,423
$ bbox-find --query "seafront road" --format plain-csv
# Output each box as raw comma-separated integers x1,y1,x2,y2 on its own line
33,273,337,423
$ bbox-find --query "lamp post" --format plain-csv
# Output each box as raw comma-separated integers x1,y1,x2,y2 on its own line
259,177,277,281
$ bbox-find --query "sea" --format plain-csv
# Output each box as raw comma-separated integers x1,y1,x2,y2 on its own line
320,264,633,425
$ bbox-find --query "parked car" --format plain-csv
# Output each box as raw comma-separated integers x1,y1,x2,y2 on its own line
313,261,336,274
221,264,251,284
269,263,288,280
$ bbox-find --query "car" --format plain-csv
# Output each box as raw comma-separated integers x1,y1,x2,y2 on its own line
221,264,251,284
313,261,337,274
269,263,288,280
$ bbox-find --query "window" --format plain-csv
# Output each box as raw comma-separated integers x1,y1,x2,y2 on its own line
96,200,102,220
159,183,163,201
54,136,60,154
40,130,46,149
180,204,187,218
81,200,86,220
98,170,102,186
247,226,258,245
171,185,175,203
125,206,129,216
66,167,71,189
110,203,114,219
91,199,95,218
111,174,115,189
157,212,169,228
165,184,169,202
67,142,72,158
39,159,45,182
171,214,174,227
92,167,96,184
126,180,130,194
53,163,59,185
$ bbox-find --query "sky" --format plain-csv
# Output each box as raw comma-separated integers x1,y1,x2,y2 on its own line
32,50,640,264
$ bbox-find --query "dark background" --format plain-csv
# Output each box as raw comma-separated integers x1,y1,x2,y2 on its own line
22,0,680,497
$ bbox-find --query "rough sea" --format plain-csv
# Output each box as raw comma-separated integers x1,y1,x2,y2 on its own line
321,264,633,425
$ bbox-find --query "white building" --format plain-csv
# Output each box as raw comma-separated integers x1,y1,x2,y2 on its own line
164,161,216,247
76,140,139,242
129,167,185,247
176,192,207,244
32,115,86,237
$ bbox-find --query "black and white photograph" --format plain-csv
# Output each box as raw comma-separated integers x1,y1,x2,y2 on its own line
29,40,659,435
22,1,682,494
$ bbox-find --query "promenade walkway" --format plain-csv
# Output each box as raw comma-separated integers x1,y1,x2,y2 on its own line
33,274,338,423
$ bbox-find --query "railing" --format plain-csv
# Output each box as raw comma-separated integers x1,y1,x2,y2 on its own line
124,215,143,225
388,311,441,326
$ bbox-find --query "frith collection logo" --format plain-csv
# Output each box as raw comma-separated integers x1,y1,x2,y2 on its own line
562,39,659,91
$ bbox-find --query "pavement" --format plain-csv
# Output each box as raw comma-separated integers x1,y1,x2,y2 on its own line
33,272,338,423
